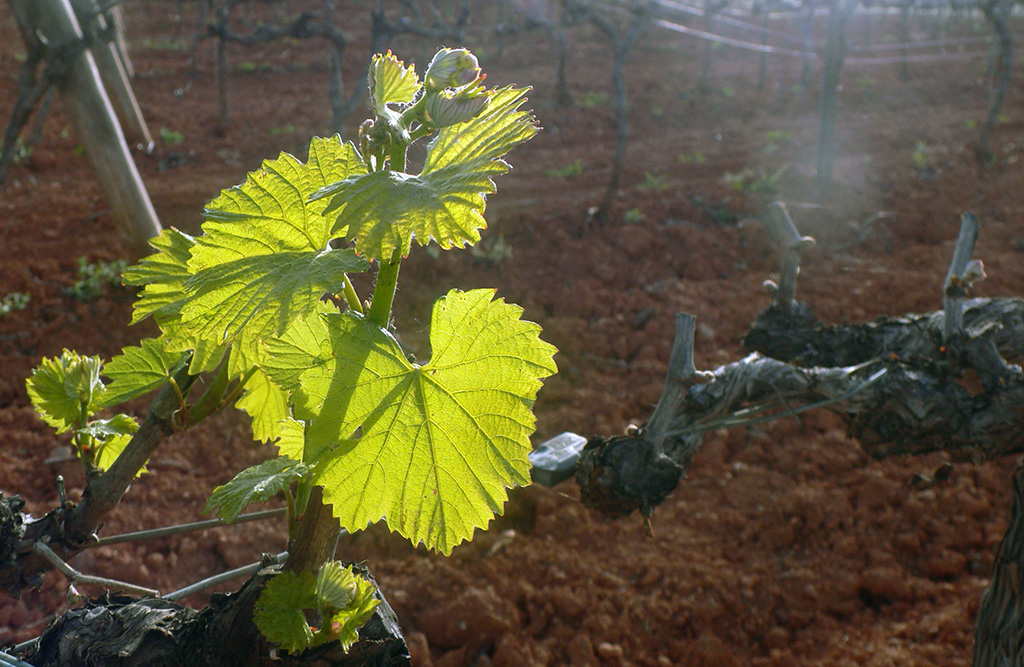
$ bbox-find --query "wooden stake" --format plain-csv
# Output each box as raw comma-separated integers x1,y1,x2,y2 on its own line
12,0,162,257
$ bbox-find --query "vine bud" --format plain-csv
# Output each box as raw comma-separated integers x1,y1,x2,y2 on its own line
424,86,489,129
423,48,480,92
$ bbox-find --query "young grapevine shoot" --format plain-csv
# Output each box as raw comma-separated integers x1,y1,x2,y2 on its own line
25,48,556,653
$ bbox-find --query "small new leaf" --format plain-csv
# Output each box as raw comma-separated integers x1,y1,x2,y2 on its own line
265,289,557,554
254,563,379,654
315,561,357,611
317,86,538,262
369,51,419,121
205,456,309,523
312,563,380,650
79,414,139,471
98,338,189,408
26,350,104,433
254,570,318,654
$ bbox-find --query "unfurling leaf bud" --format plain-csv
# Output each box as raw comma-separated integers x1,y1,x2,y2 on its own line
423,48,480,92
423,86,490,129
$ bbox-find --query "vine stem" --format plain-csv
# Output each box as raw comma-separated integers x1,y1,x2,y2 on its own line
368,248,403,328
33,541,159,597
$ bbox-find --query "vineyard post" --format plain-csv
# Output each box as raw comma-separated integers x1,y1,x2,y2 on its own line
107,4,133,78
975,0,1013,164
815,0,857,189
756,1,770,92
590,1,657,217
898,4,910,82
69,0,154,151
799,1,815,89
8,0,162,256
699,0,730,91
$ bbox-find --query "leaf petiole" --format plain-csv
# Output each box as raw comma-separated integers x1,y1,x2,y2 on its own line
167,375,188,420
341,274,363,315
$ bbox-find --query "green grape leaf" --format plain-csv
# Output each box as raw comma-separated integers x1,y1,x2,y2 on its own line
265,289,557,554
26,350,105,434
254,571,318,654
235,368,289,443
228,325,293,444
369,51,419,121
315,561,356,611
317,86,538,262
205,456,309,523
98,338,189,409
312,563,380,650
92,433,134,472
122,227,196,326
179,137,369,345
274,418,307,461
79,414,139,471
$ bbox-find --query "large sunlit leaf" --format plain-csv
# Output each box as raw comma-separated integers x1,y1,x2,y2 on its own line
98,338,188,409
316,86,538,262
179,137,369,345
204,456,309,523
264,289,557,554
26,350,105,433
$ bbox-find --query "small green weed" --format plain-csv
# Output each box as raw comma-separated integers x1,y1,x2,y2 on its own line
678,152,708,165
65,258,128,302
575,91,611,109
623,207,645,224
911,141,938,177
546,160,584,179
237,61,257,73
270,125,297,136
637,172,670,192
762,129,794,154
0,137,33,164
159,128,185,145
140,37,183,51
723,165,788,194
0,292,29,318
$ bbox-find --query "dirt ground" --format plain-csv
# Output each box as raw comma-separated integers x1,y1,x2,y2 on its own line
2,2,1024,665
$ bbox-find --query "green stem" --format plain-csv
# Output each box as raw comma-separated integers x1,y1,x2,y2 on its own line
397,96,425,129
341,273,364,314
187,359,232,425
368,248,402,328
220,365,259,408
389,138,407,173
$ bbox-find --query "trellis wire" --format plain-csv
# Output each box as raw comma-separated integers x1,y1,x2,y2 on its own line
94,507,287,546
163,551,288,601
0,651,34,667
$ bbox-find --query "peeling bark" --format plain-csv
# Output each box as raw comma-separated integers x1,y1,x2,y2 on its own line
17,562,409,667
